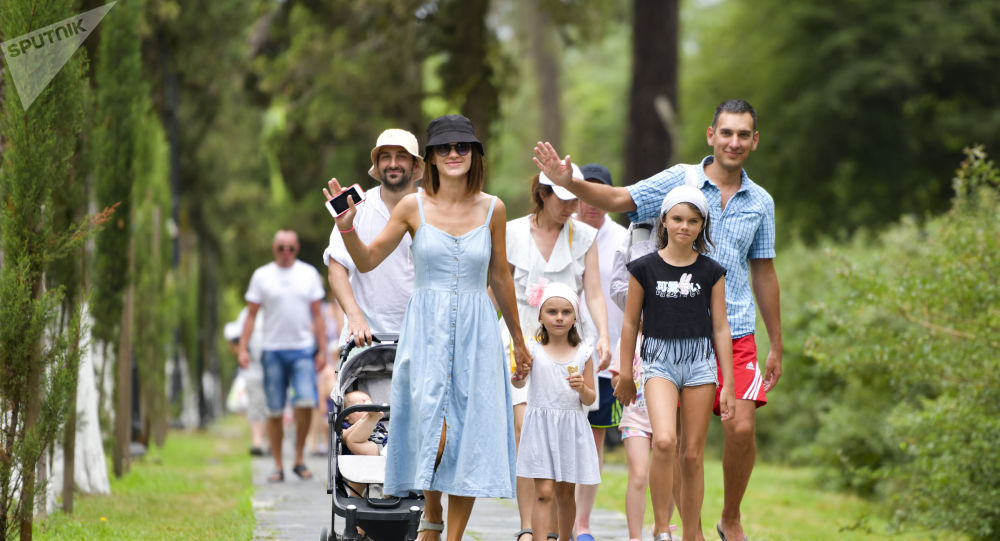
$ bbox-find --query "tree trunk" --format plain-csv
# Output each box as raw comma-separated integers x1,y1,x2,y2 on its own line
196,242,220,427
19,283,44,540
113,238,135,477
159,31,186,421
529,0,563,148
72,334,111,496
149,207,168,447
96,342,108,423
624,0,679,185
437,0,498,150
61,387,76,513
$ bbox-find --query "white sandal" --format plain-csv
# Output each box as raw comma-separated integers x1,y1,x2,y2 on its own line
417,515,444,539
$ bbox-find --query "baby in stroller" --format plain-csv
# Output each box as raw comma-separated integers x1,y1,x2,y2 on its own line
342,391,389,454
341,390,388,492
324,335,424,541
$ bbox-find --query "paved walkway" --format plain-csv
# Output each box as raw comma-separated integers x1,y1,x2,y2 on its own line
251,431,329,540
252,425,630,540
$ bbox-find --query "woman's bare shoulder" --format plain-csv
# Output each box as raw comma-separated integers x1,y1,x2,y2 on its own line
397,191,419,207
393,193,420,215
389,193,421,228
478,191,505,209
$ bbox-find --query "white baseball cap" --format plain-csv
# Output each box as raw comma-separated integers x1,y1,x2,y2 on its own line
538,163,583,200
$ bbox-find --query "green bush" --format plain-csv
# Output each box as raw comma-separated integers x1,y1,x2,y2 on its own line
754,239,852,466
806,147,1000,538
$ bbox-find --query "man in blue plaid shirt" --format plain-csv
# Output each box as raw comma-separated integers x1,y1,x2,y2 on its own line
534,99,782,541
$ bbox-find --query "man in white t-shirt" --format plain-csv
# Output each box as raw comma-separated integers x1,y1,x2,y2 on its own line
574,163,629,541
323,128,422,346
238,229,326,483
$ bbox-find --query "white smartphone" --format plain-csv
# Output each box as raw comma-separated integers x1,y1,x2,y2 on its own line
325,184,365,218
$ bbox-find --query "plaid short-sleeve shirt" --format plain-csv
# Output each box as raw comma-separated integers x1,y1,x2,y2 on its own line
626,156,776,338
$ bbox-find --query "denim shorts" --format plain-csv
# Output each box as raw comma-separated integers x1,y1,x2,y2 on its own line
261,347,318,416
641,337,719,390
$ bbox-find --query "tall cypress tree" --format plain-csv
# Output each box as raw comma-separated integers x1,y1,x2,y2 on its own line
89,0,143,476
0,0,97,537
131,103,174,449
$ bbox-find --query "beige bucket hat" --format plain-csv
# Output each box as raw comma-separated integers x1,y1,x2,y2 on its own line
368,129,424,181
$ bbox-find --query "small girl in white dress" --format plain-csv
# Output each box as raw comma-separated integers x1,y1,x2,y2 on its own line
513,282,601,541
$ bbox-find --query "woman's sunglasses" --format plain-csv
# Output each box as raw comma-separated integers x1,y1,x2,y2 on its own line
432,142,472,157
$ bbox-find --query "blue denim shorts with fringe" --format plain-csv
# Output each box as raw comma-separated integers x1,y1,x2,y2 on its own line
641,336,718,390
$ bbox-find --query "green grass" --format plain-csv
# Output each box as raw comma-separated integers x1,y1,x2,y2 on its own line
30,421,969,540
597,447,965,541
34,416,254,540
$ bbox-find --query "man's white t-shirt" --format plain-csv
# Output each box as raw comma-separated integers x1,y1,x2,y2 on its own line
323,186,416,341
244,260,325,350
579,215,628,378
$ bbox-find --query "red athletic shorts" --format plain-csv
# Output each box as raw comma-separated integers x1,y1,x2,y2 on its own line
713,334,768,415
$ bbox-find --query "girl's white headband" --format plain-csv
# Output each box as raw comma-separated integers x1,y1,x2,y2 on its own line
659,184,710,220
538,282,580,317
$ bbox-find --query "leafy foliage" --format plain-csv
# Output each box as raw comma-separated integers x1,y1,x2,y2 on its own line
681,0,1000,240
0,0,96,536
90,0,144,348
801,148,1000,537
130,103,177,447
145,0,271,423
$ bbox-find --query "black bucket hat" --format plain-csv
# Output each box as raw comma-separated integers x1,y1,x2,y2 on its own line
425,114,484,156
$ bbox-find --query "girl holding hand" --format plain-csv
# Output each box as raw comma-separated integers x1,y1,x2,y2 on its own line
513,282,601,541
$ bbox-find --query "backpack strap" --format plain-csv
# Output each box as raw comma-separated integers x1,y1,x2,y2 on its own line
683,163,700,187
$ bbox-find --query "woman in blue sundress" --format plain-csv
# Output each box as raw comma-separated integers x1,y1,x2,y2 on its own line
324,114,531,541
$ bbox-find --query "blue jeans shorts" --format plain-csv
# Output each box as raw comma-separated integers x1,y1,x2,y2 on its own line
261,347,318,416
642,337,719,390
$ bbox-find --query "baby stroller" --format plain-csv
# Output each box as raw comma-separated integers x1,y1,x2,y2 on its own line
321,333,424,541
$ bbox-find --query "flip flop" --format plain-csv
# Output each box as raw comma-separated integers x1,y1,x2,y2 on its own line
577,534,596,541
514,528,533,541
292,463,313,480
267,469,284,483
716,522,749,541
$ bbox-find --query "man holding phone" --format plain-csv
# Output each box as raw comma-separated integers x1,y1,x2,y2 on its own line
323,128,423,346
